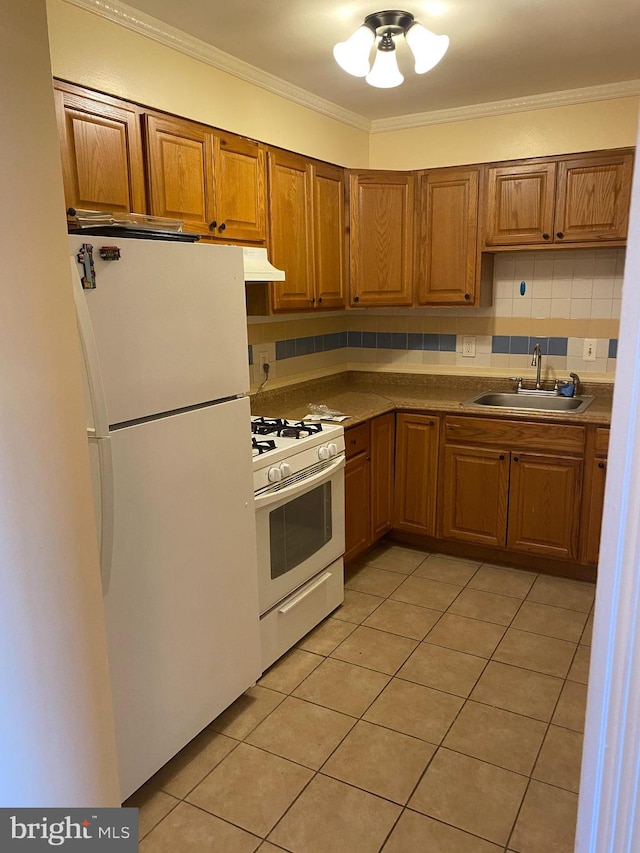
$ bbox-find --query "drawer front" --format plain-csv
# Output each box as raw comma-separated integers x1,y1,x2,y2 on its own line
345,422,370,459
594,428,610,458
445,416,585,455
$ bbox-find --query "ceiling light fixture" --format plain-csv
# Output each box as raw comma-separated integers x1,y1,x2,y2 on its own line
333,10,449,89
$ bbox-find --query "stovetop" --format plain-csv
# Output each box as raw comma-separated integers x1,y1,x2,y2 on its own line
251,416,345,491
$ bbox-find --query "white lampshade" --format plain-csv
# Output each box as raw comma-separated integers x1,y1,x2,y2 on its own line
333,25,375,77
365,41,404,88
405,22,449,74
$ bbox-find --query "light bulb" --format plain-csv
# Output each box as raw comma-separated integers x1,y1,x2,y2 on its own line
365,35,404,88
333,25,375,77
405,22,449,74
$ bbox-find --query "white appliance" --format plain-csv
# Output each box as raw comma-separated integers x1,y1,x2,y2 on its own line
69,234,261,801
251,418,346,670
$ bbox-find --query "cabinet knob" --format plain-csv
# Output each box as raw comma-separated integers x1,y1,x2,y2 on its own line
354,295,360,302
209,220,217,230
464,293,471,301
429,420,435,426
310,297,316,304
513,456,519,462
218,222,226,232
318,297,323,304
598,462,606,469
350,438,357,444
542,233,550,240
556,231,564,239
366,456,371,462
499,454,505,460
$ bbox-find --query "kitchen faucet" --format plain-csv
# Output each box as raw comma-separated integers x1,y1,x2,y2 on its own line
531,343,542,389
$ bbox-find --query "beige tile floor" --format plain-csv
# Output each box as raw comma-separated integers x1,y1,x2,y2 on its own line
126,544,595,852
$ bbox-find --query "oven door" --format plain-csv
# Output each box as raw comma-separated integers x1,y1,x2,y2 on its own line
255,455,345,614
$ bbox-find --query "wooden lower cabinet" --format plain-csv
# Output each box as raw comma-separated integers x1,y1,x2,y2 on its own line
441,445,508,547
344,415,395,563
507,453,582,560
582,427,610,565
394,413,440,536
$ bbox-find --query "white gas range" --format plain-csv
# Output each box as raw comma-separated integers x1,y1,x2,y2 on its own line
250,417,346,671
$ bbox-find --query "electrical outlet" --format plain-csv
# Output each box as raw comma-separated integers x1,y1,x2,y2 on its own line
258,351,269,373
462,336,476,358
583,339,597,362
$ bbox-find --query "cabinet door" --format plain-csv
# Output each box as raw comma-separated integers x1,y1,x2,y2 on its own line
312,163,347,309
555,152,634,243
344,452,371,563
212,132,266,242
507,453,582,560
584,458,607,566
394,414,440,536
484,162,556,246
417,168,479,305
144,114,214,235
370,413,395,541
268,150,314,311
54,81,146,214
441,445,509,546
349,171,414,306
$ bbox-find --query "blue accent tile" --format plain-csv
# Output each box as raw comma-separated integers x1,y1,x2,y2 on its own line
609,338,618,358
275,340,288,360
324,332,341,351
548,337,568,356
408,333,424,351
285,339,296,359
362,331,376,349
377,332,393,349
424,334,439,351
440,334,456,352
510,336,530,355
348,331,362,348
248,345,253,365
492,335,510,354
314,335,326,352
296,336,315,356
530,336,548,355
339,331,348,349
392,332,408,350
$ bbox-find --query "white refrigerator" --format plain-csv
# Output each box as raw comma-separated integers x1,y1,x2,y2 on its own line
69,234,261,801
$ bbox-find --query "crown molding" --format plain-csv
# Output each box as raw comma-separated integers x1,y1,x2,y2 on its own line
61,0,372,132
370,79,640,132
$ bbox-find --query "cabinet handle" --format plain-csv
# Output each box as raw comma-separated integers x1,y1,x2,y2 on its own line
209,220,217,230
218,222,226,232
542,233,550,240
318,297,323,304
464,293,471,301
366,456,371,462
354,295,360,302
598,462,606,469
556,231,564,239
350,438,357,444
499,454,505,460
513,456,519,462
310,297,316,304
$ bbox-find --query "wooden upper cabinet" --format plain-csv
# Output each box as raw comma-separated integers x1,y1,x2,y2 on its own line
54,81,146,214
484,162,556,246
268,150,314,311
417,167,480,305
555,152,634,242
349,171,414,306
144,114,214,234
312,163,347,309
212,132,266,241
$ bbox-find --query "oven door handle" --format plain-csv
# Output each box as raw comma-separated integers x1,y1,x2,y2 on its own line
254,455,345,509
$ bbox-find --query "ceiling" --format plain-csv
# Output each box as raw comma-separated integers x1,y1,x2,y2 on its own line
118,0,640,121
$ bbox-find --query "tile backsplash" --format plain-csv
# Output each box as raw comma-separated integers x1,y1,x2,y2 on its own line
247,248,624,389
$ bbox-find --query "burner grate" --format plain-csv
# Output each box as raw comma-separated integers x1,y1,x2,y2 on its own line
252,437,276,455
251,418,323,439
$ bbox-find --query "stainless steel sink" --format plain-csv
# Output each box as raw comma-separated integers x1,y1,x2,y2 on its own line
463,391,594,413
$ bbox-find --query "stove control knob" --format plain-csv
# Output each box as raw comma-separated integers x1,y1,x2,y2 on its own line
268,466,282,483
318,445,330,461
280,462,292,478
327,442,338,457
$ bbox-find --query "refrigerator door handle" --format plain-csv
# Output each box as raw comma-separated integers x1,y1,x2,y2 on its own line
70,257,110,438
94,433,115,595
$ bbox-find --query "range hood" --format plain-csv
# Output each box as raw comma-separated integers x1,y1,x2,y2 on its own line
242,247,285,282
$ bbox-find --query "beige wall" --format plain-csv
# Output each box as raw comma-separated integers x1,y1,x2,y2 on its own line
370,97,640,170
46,0,370,167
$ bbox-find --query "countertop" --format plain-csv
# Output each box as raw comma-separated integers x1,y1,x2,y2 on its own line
250,372,613,428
